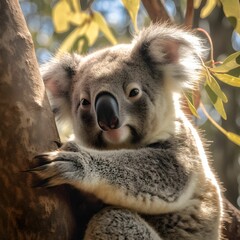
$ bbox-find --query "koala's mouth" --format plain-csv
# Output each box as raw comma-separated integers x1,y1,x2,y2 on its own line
102,125,130,145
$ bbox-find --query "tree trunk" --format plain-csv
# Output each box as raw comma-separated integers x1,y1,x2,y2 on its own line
0,0,77,239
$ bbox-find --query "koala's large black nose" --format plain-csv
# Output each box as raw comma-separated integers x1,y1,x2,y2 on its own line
95,92,119,131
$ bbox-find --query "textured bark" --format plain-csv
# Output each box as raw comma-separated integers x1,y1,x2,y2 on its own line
0,0,77,239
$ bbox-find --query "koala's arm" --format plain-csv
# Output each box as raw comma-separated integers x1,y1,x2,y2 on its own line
32,141,197,214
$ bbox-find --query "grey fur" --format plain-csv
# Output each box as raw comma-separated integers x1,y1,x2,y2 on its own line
35,24,222,239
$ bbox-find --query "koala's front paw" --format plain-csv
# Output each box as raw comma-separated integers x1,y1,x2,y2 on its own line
30,151,84,187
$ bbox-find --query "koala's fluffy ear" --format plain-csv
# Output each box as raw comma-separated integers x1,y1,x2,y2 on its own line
41,53,80,100
41,53,81,139
132,23,205,90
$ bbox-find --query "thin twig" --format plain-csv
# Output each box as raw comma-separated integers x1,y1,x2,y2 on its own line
197,27,215,67
200,102,227,134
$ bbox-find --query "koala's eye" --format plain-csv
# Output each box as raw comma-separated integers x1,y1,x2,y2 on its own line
81,98,90,106
78,98,91,111
129,88,139,97
126,82,142,101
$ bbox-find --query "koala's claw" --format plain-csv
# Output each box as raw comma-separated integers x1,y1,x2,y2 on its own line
53,140,63,148
30,150,84,187
33,153,54,165
32,177,54,188
27,164,49,173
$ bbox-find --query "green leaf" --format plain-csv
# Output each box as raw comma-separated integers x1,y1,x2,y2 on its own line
194,0,202,9
85,20,99,46
205,72,228,103
205,84,227,120
76,36,89,53
214,72,240,87
69,12,90,26
52,0,72,33
228,67,240,77
200,0,217,18
226,132,240,146
58,25,88,53
223,51,240,64
93,12,117,45
121,0,140,31
214,96,227,120
183,92,199,118
72,0,81,12
210,52,240,73
220,0,240,34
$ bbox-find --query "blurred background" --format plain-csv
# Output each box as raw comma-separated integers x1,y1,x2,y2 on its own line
19,0,240,208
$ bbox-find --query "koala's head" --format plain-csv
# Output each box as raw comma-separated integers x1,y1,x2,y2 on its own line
42,24,203,149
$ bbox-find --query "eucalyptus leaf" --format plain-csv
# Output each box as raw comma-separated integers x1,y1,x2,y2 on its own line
52,1,71,33
214,97,227,120
76,36,89,53
121,0,140,31
59,25,88,53
194,0,202,9
223,51,240,64
226,132,240,146
205,73,228,103
205,84,217,103
205,85,227,120
200,0,217,18
93,12,117,45
220,0,240,34
214,73,240,87
72,0,81,12
210,52,240,73
228,67,240,77
69,12,90,26
85,20,99,46
183,92,199,118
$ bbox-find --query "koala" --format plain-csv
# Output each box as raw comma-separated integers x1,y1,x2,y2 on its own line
32,24,223,239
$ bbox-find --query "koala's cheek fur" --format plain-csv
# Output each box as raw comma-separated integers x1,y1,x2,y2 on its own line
73,111,97,147
142,89,176,144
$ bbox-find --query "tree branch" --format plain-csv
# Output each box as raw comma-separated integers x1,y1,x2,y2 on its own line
141,0,172,23
184,0,194,28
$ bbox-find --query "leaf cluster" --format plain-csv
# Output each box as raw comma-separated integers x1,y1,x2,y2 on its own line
52,0,117,53
185,0,240,146
202,52,240,145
